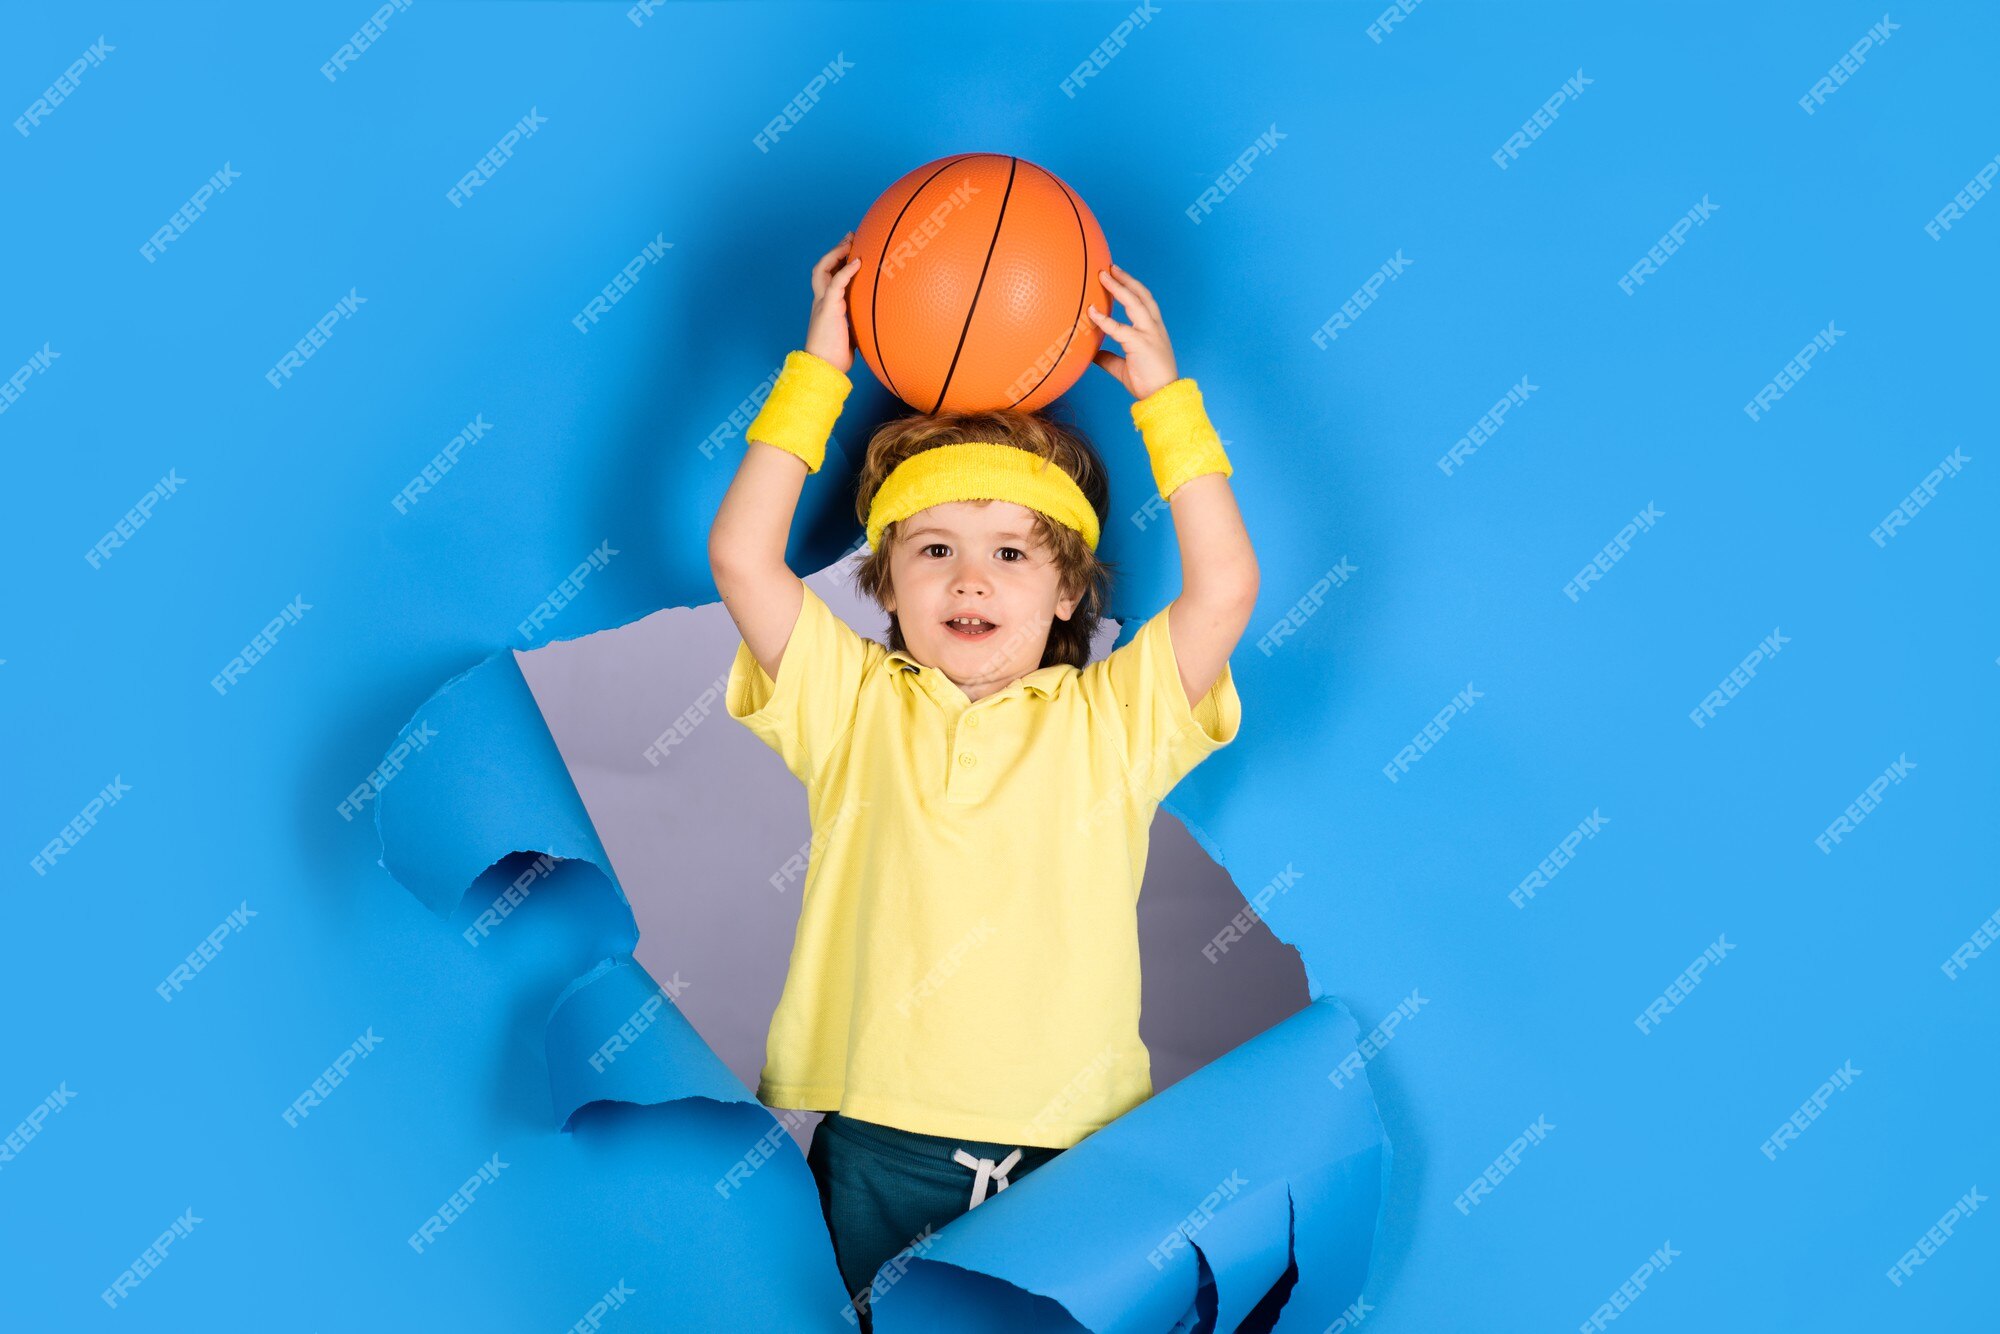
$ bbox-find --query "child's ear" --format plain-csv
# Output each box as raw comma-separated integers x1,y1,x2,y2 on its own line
1055,593,1078,622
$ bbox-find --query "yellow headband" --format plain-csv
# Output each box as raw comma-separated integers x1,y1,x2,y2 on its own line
866,443,1101,553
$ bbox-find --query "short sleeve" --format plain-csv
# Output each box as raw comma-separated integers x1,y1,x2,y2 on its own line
725,583,880,788
1078,601,1243,804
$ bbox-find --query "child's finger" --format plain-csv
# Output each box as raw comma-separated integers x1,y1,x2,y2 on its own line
1092,348,1127,385
1100,266,1153,313
1098,271,1155,331
1087,303,1134,341
1108,262,1157,310
813,238,853,286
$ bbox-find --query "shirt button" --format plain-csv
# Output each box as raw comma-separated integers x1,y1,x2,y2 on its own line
966,716,980,729
959,753,976,767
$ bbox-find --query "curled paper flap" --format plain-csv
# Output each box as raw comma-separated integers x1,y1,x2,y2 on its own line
546,954,756,1132
871,998,1387,1333
1183,1180,1296,1334
373,648,635,949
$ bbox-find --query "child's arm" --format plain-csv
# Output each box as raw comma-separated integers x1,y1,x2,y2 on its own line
708,232,863,682
710,442,811,684
1087,264,1260,708
1153,470,1258,708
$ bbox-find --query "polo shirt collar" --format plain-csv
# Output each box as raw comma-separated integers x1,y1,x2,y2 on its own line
884,650,1074,701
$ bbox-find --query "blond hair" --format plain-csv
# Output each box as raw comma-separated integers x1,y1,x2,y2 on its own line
851,403,1116,669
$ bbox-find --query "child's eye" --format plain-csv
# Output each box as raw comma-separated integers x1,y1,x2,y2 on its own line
920,543,1028,561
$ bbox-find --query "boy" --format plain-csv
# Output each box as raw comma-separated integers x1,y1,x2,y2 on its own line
708,232,1258,1326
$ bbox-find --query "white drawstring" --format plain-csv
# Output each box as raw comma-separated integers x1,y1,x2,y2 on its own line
951,1146,1023,1208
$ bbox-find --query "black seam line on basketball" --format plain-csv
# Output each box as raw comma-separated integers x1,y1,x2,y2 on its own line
931,154,1019,415
871,153,983,408
1006,160,1090,411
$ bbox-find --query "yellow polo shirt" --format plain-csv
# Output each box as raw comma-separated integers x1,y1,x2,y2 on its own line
725,583,1242,1148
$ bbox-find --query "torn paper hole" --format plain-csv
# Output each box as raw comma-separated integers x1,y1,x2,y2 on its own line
374,559,1389,1330
513,554,1320,1142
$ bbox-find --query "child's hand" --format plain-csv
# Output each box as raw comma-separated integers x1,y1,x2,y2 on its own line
805,232,862,373
1087,263,1180,400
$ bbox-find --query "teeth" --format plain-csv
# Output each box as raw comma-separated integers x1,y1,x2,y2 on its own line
950,617,989,627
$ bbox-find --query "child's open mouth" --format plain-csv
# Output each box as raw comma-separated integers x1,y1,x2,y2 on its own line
943,616,997,639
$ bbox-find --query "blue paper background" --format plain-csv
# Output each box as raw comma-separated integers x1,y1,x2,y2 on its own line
5,1,1994,1329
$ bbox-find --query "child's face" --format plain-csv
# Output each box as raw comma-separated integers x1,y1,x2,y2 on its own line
882,500,1079,696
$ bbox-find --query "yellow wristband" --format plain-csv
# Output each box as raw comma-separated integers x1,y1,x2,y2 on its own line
744,350,852,474
1130,377,1232,500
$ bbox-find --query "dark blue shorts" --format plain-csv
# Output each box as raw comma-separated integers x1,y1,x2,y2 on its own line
804,1111,1065,1329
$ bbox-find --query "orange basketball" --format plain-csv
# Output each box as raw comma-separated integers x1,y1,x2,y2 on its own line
849,153,1112,415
